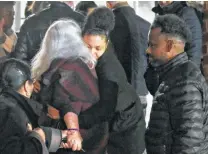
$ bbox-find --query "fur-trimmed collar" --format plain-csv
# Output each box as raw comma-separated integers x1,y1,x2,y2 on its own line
186,1,204,12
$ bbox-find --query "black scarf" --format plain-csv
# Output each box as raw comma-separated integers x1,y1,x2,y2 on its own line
1,88,43,128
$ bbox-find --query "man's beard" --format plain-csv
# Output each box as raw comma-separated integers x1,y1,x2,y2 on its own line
148,57,165,67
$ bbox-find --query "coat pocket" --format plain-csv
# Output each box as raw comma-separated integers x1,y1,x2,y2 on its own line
111,102,139,132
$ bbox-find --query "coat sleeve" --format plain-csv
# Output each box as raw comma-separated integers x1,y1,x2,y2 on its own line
2,131,48,154
182,7,202,67
0,111,48,154
50,61,98,118
168,83,204,154
11,18,31,62
110,13,132,82
78,78,118,129
41,126,62,152
128,16,149,96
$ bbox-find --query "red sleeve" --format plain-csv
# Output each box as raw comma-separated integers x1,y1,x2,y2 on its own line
51,59,99,117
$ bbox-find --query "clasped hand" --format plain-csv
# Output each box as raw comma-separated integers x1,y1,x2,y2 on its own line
61,130,83,151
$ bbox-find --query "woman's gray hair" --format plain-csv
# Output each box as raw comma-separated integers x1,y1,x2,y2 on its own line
31,19,96,79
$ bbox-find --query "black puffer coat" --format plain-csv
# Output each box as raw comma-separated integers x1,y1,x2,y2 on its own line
11,2,84,63
0,88,63,154
145,52,208,154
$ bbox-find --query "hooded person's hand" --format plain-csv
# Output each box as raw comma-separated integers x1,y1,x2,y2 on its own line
33,128,46,143
33,80,41,93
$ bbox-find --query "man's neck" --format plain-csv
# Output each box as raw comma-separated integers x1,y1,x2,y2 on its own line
113,2,129,9
63,1,74,9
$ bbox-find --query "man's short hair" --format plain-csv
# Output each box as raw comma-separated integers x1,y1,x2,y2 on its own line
151,14,191,43
75,1,97,14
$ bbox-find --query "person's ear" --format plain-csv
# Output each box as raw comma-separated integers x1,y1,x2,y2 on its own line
87,8,95,15
166,40,173,53
24,80,33,98
104,39,109,51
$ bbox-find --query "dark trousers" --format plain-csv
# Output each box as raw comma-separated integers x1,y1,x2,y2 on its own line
107,118,146,154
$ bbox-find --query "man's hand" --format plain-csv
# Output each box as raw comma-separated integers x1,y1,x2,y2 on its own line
61,131,83,151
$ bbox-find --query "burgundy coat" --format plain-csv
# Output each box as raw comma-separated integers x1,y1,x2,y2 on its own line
40,58,108,154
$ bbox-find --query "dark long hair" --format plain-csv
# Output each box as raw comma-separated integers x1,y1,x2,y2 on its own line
82,6,115,41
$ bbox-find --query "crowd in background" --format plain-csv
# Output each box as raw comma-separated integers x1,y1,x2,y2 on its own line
0,1,206,154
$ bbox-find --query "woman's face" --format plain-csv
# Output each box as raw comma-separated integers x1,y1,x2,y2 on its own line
83,34,107,60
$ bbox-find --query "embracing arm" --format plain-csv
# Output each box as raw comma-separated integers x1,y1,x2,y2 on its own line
10,18,31,62
51,72,80,130
79,77,118,129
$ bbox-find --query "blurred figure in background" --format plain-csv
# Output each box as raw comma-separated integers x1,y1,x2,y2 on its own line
12,1,85,95
106,1,150,118
24,1,50,18
0,1,16,58
24,1,33,18
75,1,97,16
30,1,49,15
11,1,84,64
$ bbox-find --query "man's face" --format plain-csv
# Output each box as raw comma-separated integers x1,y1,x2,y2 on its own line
64,1,74,9
158,1,173,7
146,27,169,67
2,5,15,29
106,2,113,9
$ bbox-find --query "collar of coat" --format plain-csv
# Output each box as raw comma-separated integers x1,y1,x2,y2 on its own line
152,1,203,15
1,88,43,127
112,2,130,11
155,52,188,78
49,1,73,11
152,2,185,15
